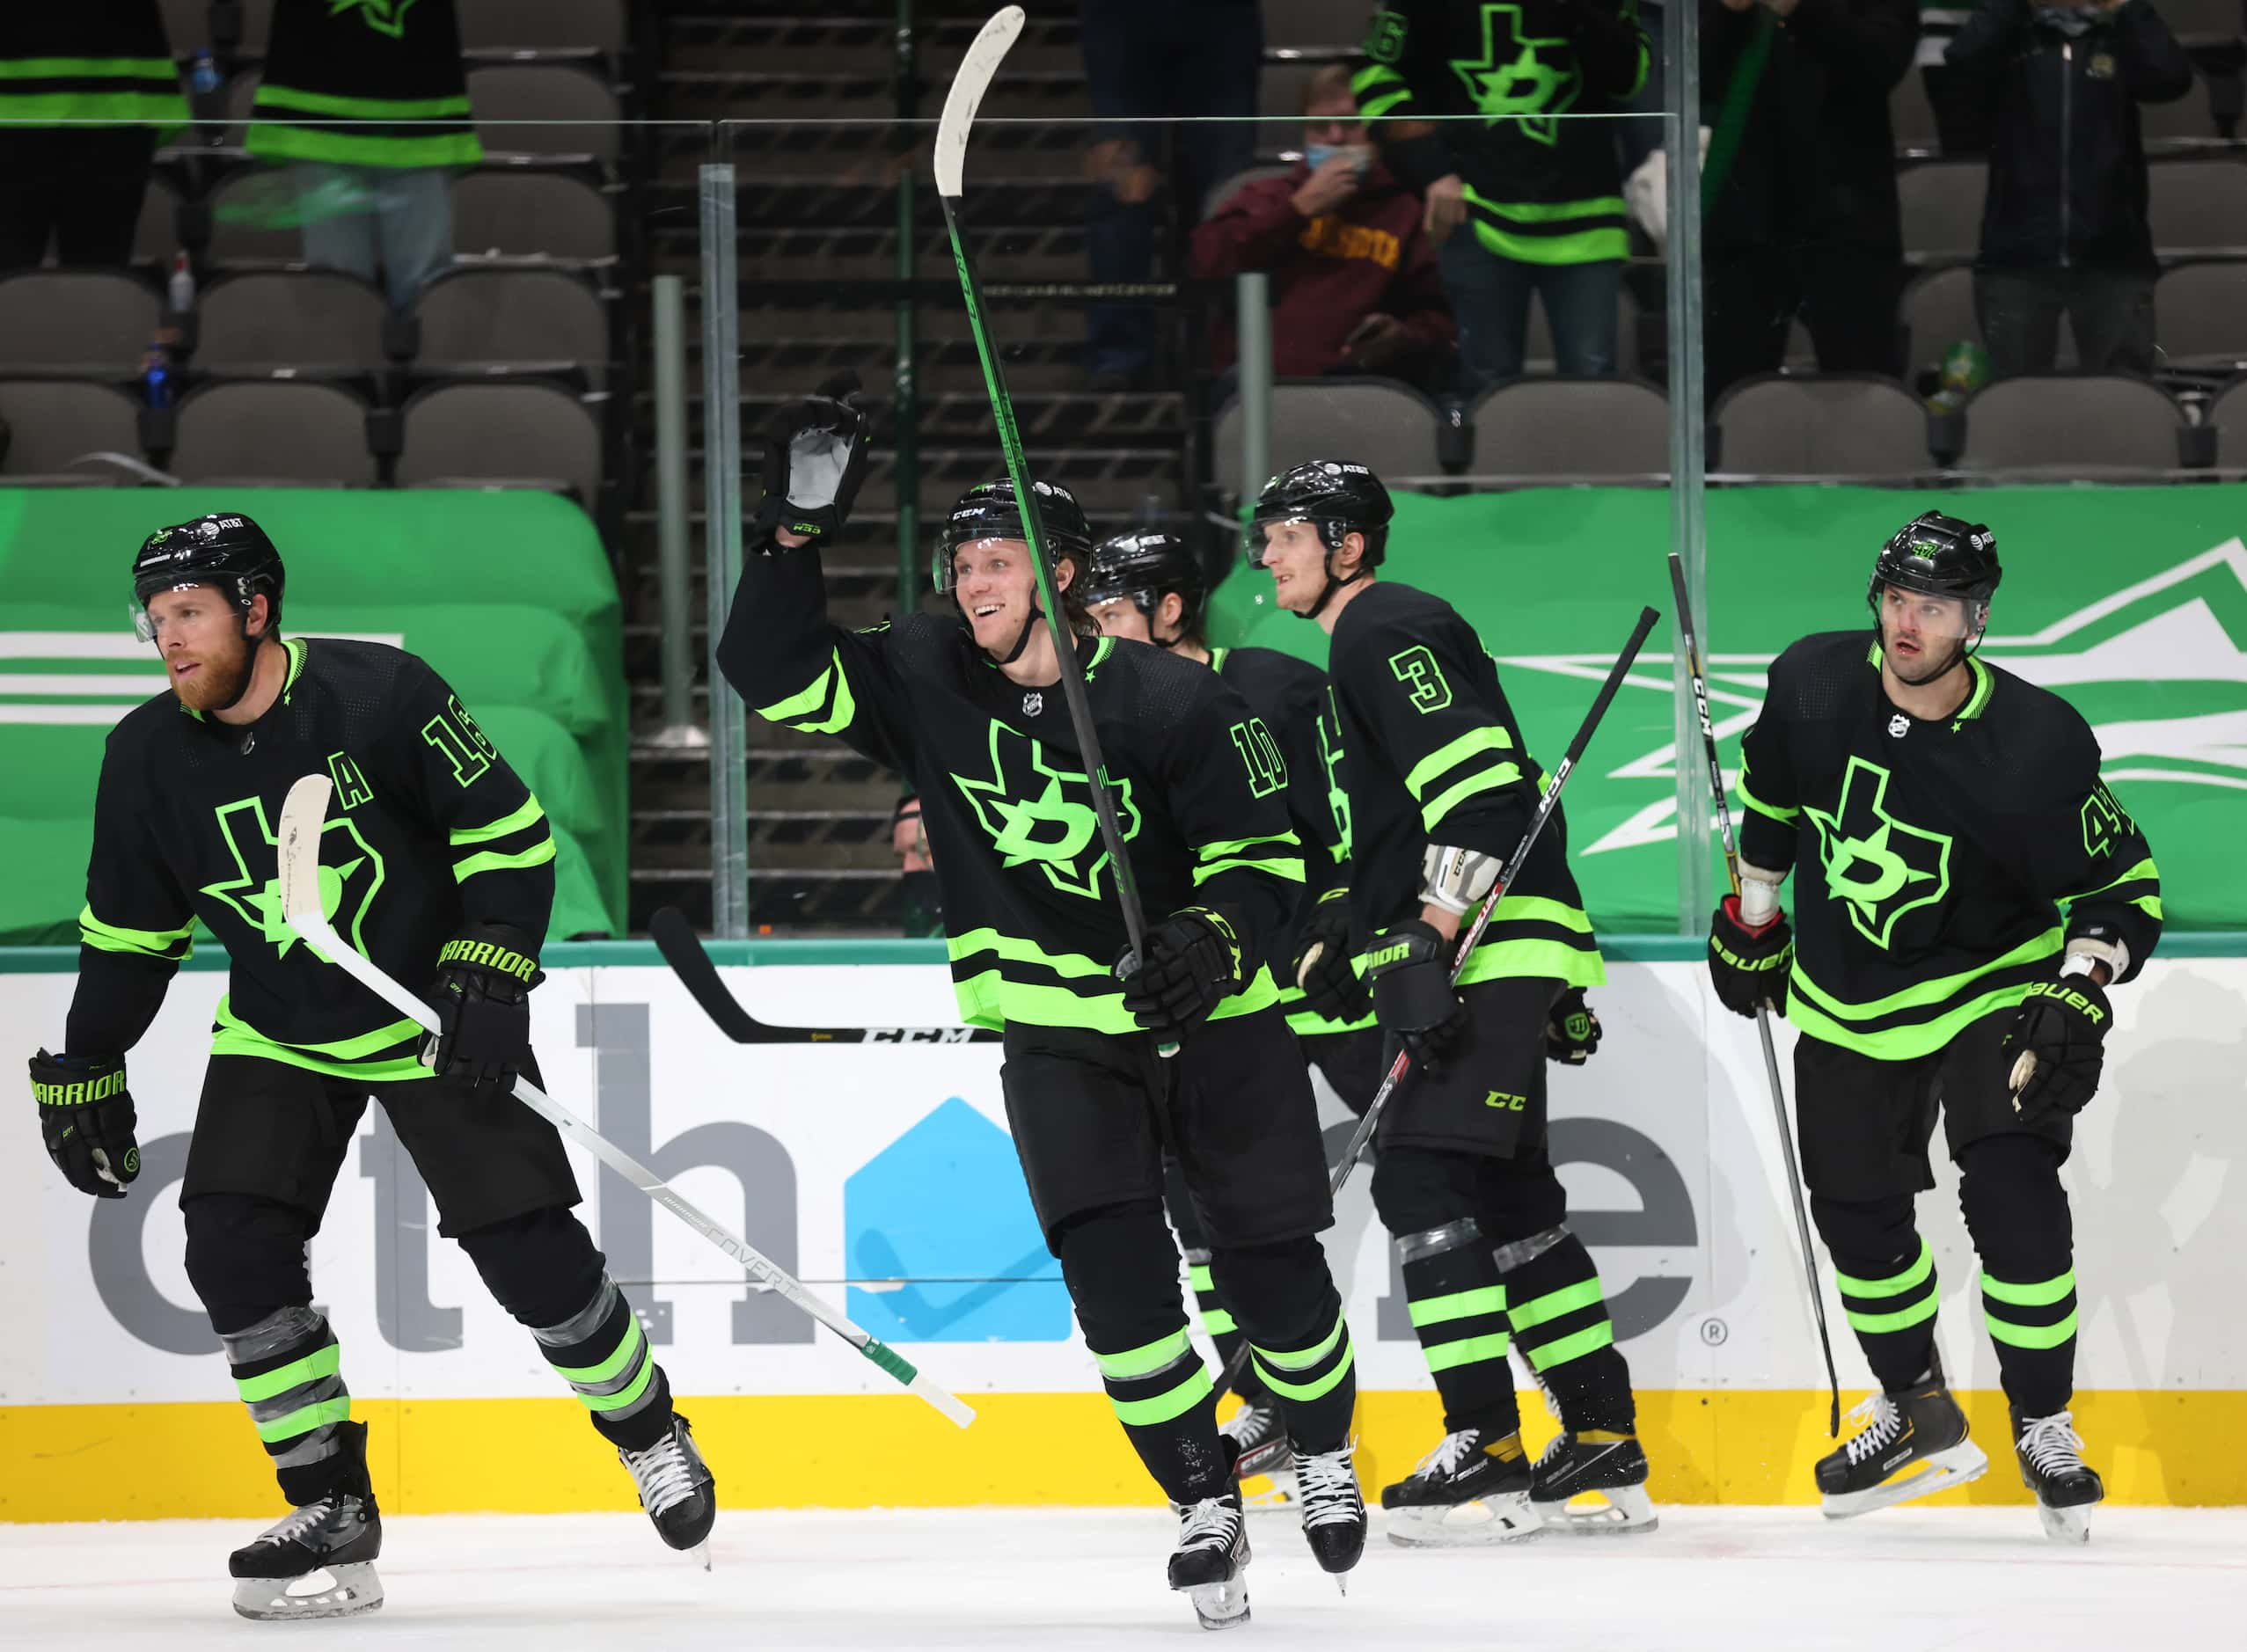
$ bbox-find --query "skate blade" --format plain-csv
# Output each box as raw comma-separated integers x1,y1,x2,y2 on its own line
1531,1481,1659,1536
1821,1440,1989,1519
1384,1492,1542,1548
1185,1575,1251,1630
231,1562,384,1622
687,1540,713,1572
2037,1499,2097,1544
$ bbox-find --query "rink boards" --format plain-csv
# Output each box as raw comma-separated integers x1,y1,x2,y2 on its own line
4,946,2243,1521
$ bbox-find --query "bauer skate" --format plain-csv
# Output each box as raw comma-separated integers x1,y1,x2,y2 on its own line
620,1413,717,1565
228,1490,383,1621
1293,1439,1366,1583
2012,1407,2103,1543
1380,1427,1541,1547
1169,1488,1251,1630
1530,1430,1658,1535
1817,1366,1987,1518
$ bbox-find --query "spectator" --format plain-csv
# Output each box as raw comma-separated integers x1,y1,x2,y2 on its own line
892,792,942,937
0,7,187,269
1700,0,1918,402
1080,0,1264,390
1917,0,1992,152
1354,0,1650,388
247,0,482,312
1948,0,2193,378
1190,65,1457,396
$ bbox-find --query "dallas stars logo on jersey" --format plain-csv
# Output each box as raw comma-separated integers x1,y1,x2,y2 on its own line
1451,4,1581,148
1804,757,1953,949
200,794,385,963
953,722,1141,902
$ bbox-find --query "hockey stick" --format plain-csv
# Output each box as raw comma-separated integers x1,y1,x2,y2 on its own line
1668,551,1841,1439
274,775,976,1430
937,7,1170,1053
1215,605,1660,1402
649,906,1000,1045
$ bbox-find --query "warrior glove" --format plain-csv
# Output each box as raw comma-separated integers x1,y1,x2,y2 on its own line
1545,988,1602,1064
1290,886,1371,1024
421,923,545,1095
29,1049,141,1200
1365,919,1467,1071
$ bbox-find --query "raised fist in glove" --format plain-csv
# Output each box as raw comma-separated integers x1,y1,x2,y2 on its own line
2003,970,2111,1121
1708,895,1791,1019
1117,907,1245,1039
1546,988,1601,1064
421,923,545,1094
29,1049,141,1199
1290,886,1371,1023
752,371,873,546
1365,918,1467,1069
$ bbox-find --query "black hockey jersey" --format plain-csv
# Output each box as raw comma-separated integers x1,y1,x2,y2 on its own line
718,548,1306,1033
1738,632,2162,1060
1327,580,1603,989
67,639,556,1078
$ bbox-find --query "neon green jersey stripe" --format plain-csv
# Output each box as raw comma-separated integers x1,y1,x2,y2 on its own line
946,928,1110,978
253,85,475,120
580,1352,658,1413
2062,858,2157,903
1735,759,1798,823
1202,1308,1238,1335
1424,1332,1510,1372
1463,187,1629,223
1525,1320,1615,1371
450,795,548,845
254,1396,352,1444
1423,765,1523,832
1197,833,1297,860
78,904,194,960
1408,1285,1505,1329
0,56,178,80
1835,1239,1933,1299
1094,1327,1193,1383
1984,1309,2078,1350
1187,1264,1215,1292
235,1343,340,1404
1468,220,1629,265
1793,928,2061,1025
455,837,558,881
1980,1269,2075,1308
1404,727,1515,800
1509,1277,1607,1332
553,1316,647,1385
1197,855,1306,884
245,128,483,167
1358,89,1412,121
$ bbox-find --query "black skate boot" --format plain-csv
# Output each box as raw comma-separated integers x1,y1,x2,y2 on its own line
1292,1439,1365,1584
1220,1400,1296,1512
2012,1407,2103,1543
1380,1428,1541,1547
229,1422,384,1621
1169,1488,1251,1630
1530,1430,1658,1535
1816,1365,1987,1517
619,1413,717,1563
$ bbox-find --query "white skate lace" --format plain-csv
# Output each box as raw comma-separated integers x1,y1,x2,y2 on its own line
1411,1428,1482,1480
1293,1444,1362,1530
1176,1496,1240,1553
1533,1431,1570,1471
1219,1402,1284,1452
249,1495,341,1548
623,1430,699,1517
2017,1411,2087,1477
1841,1393,1907,1466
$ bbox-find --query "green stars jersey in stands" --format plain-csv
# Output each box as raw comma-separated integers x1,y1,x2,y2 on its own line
68,639,554,1078
250,0,481,169
719,547,1306,1033
0,7,188,128
1352,0,1649,265
1327,580,1603,989
1738,632,2163,1060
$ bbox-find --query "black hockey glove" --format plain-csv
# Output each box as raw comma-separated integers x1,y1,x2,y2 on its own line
29,1049,141,1200
1545,988,1601,1064
1290,886,1372,1024
1117,907,1244,1039
1365,919,1467,1071
1708,895,1792,1019
421,923,545,1095
751,371,872,546
2002,970,2112,1121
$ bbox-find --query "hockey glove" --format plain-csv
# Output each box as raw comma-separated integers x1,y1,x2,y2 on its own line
29,1049,141,1200
2002,970,2112,1121
751,371,872,546
1290,886,1372,1024
1365,919,1467,1070
1117,907,1245,1039
1545,988,1601,1064
1708,896,1792,1020
421,923,545,1096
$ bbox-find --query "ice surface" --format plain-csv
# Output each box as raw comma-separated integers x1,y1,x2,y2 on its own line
3,1506,2242,1650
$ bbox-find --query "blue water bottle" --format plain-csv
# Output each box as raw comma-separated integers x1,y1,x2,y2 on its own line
190,50,221,98
143,345,172,411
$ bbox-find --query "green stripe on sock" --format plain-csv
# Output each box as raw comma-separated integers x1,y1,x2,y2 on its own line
1111,1364,1213,1428
1187,1263,1215,1292
579,1351,657,1413
1202,1308,1238,1336
1526,1320,1615,1372
1408,1284,1505,1329
1253,1334,1355,1404
1251,1307,1346,1373
553,1314,646,1385
1980,1269,2075,1308
1094,1327,1194,1383
235,1342,340,1404
1834,1238,1933,1299
254,1396,352,1444
1846,1295,1941,1335
1986,1308,2079,1350
1424,1332,1511,1372
1508,1277,1606,1333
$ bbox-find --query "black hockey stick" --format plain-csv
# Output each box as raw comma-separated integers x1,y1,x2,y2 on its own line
1669,551,1841,1439
1215,605,1660,1403
649,905,999,1045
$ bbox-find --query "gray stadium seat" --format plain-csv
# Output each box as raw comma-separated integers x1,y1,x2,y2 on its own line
156,0,207,50
1712,375,1932,477
1902,265,2083,371
468,65,622,161
1529,287,1639,376
413,268,608,381
1211,379,1444,500
2210,378,2247,467
0,381,145,483
2156,264,2247,369
2148,159,2247,253
1961,376,2187,472
1891,66,1940,151
394,382,602,501
194,271,389,372
167,382,377,484
0,272,161,374
1467,378,1669,481
457,0,626,53
1266,0,1387,47
454,172,616,262
133,177,183,270
1898,160,1987,261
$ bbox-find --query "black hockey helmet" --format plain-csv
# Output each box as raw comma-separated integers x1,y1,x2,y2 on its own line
1245,460,1393,571
1081,531,1206,631
933,477,1094,596
131,512,285,640
1868,510,2001,619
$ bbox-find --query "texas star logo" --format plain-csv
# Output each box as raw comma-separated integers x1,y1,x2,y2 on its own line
1450,4,1583,149
953,722,1140,901
1804,757,1952,950
200,795,386,962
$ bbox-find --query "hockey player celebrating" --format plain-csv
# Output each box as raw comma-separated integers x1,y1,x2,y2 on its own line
28,515,715,1620
1709,510,2160,1540
719,391,1365,1627
1249,462,1648,1544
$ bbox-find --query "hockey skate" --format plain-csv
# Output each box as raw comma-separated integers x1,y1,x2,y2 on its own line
1817,1367,1987,1518
228,1488,383,1620
1169,1489,1251,1630
1221,1400,1296,1513
1530,1430,1658,1535
2012,1407,2103,1543
1380,1428,1541,1547
1292,1439,1366,1584
620,1413,717,1566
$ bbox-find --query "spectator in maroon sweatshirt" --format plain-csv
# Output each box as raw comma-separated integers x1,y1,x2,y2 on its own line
1191,65,1457,397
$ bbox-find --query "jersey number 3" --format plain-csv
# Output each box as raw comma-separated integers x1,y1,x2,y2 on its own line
1389,645,1452,714
421,697,497,788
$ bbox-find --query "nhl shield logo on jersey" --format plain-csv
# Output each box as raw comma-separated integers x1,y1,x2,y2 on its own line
952,721,1140,901
1804,757,1953,950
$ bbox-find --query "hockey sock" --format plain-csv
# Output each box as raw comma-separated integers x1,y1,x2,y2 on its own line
1395,1218,1520,1437
1814,1194,1940,1393
1184,1249,1274,1407
1958,1135,2077,1416
223,1305,356,1503
532,1276,676,1454
1211,1238,1356,1453
1496,1227,1636,1435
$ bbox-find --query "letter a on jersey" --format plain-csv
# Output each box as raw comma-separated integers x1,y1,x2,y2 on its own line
1804,757,1952,950
953,722,1141,901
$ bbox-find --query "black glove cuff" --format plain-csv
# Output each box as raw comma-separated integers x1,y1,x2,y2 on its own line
29,1048,126,1105
438,923,545,996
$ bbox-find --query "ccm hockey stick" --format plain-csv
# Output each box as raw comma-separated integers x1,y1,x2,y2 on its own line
1669,551,1841,1438
938,8,1168,1049
1216,605,1660,1402
275,775,976,1430
650,905,1000,1044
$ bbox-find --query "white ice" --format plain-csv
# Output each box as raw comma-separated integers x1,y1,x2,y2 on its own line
4,1507,2243,1651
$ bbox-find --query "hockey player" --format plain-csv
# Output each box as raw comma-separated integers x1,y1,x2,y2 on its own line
29,515,714,1620
1250,461,1648,1545
1709,510,2160,1541
718,390,1364,1628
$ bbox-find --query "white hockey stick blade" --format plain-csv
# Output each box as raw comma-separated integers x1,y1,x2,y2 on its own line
278,772,440,1035
933,6,1025,197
